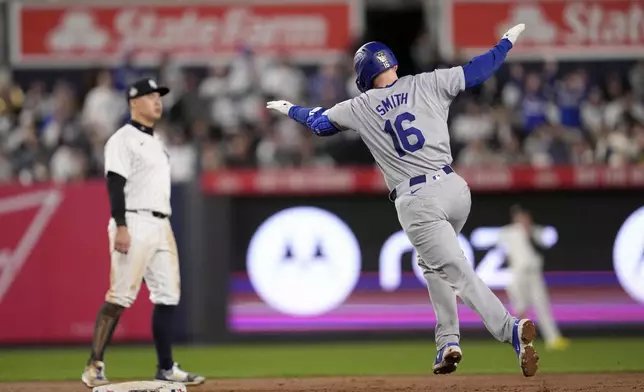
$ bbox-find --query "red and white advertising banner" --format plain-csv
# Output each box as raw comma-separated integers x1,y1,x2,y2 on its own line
443,0,644,60
201,165,644,195
10,0,358,67
0,182,153,343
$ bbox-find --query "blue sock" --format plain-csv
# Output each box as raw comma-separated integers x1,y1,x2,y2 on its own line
153,304,175,371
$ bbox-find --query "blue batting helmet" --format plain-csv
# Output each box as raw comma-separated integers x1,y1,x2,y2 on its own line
353,41,398,93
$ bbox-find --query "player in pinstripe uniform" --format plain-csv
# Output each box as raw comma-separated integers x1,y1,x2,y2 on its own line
81,79,205,387
498,205,570,351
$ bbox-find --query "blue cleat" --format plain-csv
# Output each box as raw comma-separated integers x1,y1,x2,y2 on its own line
432,342,462,375
512,319,539,377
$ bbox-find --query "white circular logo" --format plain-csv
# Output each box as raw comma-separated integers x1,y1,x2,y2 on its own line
246,207,361,316
613,206,644,304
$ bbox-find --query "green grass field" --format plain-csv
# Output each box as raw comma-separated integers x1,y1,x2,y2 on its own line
1,338,643,382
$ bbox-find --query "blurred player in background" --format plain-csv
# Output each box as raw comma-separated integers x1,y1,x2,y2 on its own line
498,205,571,351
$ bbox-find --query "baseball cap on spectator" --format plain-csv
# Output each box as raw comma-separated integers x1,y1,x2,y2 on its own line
127,78,170,101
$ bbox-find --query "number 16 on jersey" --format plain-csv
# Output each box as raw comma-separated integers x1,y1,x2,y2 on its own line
382,112,426,157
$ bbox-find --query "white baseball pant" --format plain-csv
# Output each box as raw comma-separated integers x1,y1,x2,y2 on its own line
105,211,180,308
507,268,562,345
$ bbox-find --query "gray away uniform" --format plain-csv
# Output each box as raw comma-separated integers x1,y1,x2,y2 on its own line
327,67,516,349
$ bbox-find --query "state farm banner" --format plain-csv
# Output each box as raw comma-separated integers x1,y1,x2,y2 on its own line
0,182,153,343
443,0,644,60
9,0,357,67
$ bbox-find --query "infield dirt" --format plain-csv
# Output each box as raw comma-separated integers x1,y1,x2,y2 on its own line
2,373,644,392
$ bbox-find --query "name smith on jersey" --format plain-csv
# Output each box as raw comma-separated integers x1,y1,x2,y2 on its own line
375,92,409,116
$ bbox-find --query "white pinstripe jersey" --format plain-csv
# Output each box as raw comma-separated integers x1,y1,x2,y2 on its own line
104,123,172,215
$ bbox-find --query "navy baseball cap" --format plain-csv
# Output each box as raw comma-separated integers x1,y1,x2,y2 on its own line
127,78,170,100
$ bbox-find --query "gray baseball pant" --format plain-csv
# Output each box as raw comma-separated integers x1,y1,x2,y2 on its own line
394,170,516,350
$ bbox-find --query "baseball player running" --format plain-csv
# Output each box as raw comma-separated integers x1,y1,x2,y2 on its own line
498,205,571,351
81,78,205,387
267,24,540,377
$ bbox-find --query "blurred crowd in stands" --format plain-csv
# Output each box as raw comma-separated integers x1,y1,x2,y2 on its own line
1,32,644,185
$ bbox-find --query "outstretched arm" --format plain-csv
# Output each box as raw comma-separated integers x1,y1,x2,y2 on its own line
419,24,526,108
462,40,512,88
462,23,526,88
266,101,342,136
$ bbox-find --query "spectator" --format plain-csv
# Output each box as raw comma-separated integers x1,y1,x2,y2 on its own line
499,134,529,165
501,63,524,109
629,60,644,100
310,62,348,109
275,117,308,162
157,53,184,109
621,92,644,125
0,149,12,183
21,81,50,122
0,99,14,139
199,65,235,128
112,51,145,93
228,47,263,98
11,117,49,184
541,58,559,100
0,67,23,117
524,126,553,167
200,65,229,100
297,133,334,168
0,68,24,139
255,128,281,168
553,70,586,130
546,126,572,165
478,75,499,105
520,73,549,134
569,134,594,166
410,30,439,73
606,91,644,130
593,128,609,163
457,139,502,166
631,125,644,164
451,101,495,145
225,131,256,168
200,141,224,171
50,143,87,183
261,55,305,103
580,87,605,137
189,118,219,144
343,56,362,98
223,48,270,129
40,82,86,154
166,130,197,184
82,70,126,141
169,71,209,130
603,75,626,129
605,127,634,167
